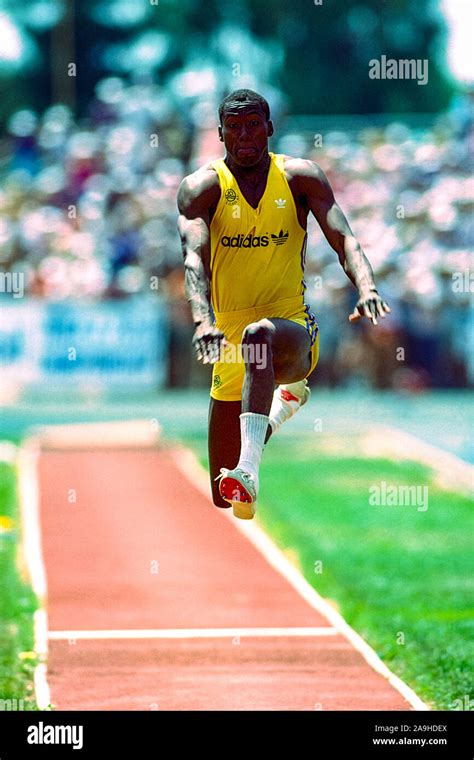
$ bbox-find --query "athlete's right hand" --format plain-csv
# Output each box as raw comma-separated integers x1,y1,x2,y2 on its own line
192,323,227,364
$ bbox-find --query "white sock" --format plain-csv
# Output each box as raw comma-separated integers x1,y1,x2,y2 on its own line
237,412,269,483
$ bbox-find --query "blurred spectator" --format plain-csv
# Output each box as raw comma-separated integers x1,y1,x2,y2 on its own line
0,78,472,388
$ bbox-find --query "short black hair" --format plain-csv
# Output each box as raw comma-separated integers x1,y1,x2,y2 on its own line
218,89,270,124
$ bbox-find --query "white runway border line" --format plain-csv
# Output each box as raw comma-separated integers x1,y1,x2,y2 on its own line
15,420,450,712
171,444,431,712
48,627,339,640
16,437,51,710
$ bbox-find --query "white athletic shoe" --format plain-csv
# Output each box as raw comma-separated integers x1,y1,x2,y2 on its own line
269,379,310,435
215,467,258,520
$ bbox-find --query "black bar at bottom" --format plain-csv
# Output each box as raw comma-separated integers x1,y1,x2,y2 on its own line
0,710,472,757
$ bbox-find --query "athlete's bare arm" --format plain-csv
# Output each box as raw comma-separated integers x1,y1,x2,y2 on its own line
177,167,226,363
286,158,390,325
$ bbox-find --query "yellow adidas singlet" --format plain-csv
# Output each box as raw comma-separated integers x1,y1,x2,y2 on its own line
209,151,319,401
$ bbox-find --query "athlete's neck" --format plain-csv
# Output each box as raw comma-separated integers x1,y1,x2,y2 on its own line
224,151,271,182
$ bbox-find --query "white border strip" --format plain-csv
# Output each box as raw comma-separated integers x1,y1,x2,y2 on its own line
48,626,338,641
361,427,473,496
12,426,433,712
16,438,51,710
0,441,17,464
37,419,162,450
170,445,430,711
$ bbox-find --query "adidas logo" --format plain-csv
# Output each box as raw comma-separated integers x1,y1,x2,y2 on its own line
220,230,289,248
271,229,289,246
274,197,286,208
221,234,269,248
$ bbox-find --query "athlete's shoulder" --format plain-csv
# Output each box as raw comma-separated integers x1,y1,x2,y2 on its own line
281,155,328,183
177,162,221,215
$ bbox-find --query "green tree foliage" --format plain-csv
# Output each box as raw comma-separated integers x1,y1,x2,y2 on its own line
1,0,453,121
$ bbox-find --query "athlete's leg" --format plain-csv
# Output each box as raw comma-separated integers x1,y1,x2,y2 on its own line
238,316,312,469
208,398,242,508
265,319,316,439
241,317,312,415
217,318,312,513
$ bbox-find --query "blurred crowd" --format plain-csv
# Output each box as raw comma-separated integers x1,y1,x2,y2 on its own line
0,78,194,299
294,94,474,390
0,78,472,388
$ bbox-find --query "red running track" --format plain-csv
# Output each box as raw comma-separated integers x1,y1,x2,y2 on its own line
38,447,414,710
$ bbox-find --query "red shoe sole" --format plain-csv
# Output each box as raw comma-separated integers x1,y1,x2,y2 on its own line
219,476,253,504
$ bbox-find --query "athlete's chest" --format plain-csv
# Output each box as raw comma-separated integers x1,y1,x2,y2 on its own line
211,162,307,230
234,174,270,209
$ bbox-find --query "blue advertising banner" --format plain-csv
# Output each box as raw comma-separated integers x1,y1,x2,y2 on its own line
0,297,169,388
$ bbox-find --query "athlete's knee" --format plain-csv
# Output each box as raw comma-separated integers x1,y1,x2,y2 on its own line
241,319,274,346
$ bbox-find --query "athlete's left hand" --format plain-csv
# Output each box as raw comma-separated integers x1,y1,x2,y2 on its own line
349,290,391,326
192,323,228,364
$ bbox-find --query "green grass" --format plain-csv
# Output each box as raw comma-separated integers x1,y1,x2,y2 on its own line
180,432,474,711
0,461,39,710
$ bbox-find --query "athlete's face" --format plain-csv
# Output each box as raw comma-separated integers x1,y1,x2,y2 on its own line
218,104,274,167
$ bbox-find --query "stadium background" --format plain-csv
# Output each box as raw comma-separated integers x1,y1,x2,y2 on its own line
0,0,472,713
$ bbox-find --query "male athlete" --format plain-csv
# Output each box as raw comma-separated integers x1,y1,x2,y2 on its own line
177,89,390,520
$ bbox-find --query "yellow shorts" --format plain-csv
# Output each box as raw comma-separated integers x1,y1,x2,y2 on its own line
210,295,319,401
